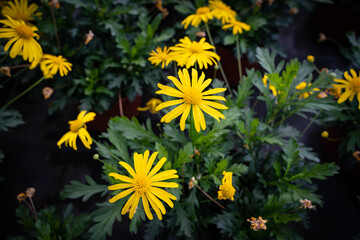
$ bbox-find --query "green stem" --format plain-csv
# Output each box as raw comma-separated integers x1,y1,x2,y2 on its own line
0,53,8,65
236,34,243,82
174,62,178,79
92,138,121,162
298,110,323,139
2,76,45,109
50,5,61,48
204,22,233,97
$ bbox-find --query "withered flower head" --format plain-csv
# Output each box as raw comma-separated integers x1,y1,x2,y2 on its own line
42,87,54,99
0,66,11,77
17,192,27,202
300,199,315,209
26,187,36,198
84,30,94,45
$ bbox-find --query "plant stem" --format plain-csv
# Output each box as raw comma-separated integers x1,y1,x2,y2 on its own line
298,110,323,139
10,64,30,69
118,89,124,117
28,197,37,221
23,200,37,221
2,77,45,109
50,5,61,48
174,62,178,78
204,22,233,97
0,53,8,64
195,184,225,210
236,34,243,82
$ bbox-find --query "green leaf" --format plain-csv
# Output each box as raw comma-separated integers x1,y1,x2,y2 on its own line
60,175,108,201
163,124,187,144
291,162,339,183
174,205,193,238
213,159,228,175
106,127,130,162
144,219,164,240
0,108,24,131
173,143,193,169
223,35,236,45
227,163,248,175
89,201,126,240
256,47,278,73
109,116,160,143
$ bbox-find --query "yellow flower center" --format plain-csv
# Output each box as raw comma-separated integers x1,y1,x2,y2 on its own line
70,120,84,132
196,7,210,15
134,175,151,195
16,24,33,39
188,42,203,53
183,88,203,105
351,77,360,92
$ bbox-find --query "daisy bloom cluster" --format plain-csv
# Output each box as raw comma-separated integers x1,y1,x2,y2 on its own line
0,15,42,62
222,20,251,35
247,216,268,231
148,46,173,69
137,98,163,114
218,171,235,201
209,0,236,24
333,69,360,109
57,111,95,150
182,6,214,29
1,0,40,22
30,54,72,78
108,150,179,220
155,68,227,132
170,37,220,69
296,82,320,99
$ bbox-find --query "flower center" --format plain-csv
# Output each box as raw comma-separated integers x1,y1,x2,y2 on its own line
70,120,84,132
183,88,202,105
188,42,203,53
16,24,33,39
196,7,210,15
134,175,151,195
352,77,360,91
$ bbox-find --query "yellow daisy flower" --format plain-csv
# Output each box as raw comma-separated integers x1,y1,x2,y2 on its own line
181,6,214,29
209,0,236,24
57,111,95,150
137,98,163,114
108,150,179,220
262,75,277,96
155,68,227,132
218,171,235,201
170,37,220,69
1,0,39,22
222,20,251,35
333,69,360,108
296,82,320,99
40,54,72,78
148,46,172,69
0,16,42,62
307,55,315,63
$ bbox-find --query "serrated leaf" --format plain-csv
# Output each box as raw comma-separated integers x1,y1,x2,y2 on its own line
60,175,108,201
227,163,248,175
89,201,126,240
173,143,193,169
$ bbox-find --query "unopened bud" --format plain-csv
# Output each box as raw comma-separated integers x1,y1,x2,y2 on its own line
321,131,329,138
329,73,337,80
93,154,99,160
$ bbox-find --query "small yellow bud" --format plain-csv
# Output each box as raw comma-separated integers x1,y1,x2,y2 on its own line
307,55,315,63
321,131,329,138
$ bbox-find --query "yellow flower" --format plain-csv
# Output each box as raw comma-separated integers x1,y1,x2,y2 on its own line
321,131,329,138
218,171,235,201
1,0,39,22
57,111,95,150
137,98,163,114
0,16,42,62
181,6,214,29
296,82,320,99
222,19,251,35
209,0,236,24
108,150,179,220
307,55,315,62
333,69,360,109
247,216,268,231
40,54,72,78
170,37,220,69
148,46,172,69
262,75,277,96
155,68,227,132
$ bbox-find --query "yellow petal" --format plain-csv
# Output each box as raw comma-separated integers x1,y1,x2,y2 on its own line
119,161,136,177
148,157,167,177
142,195,153,220
109,173,134,183
109,188,134,203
